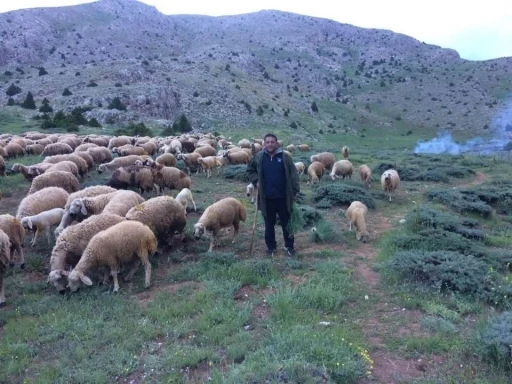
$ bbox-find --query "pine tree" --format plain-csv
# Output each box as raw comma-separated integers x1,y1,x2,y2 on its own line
311,101,319,112
21,91,36,109
177,113,192,132
6,83,21,96
62,88,72,96
39,98,53,113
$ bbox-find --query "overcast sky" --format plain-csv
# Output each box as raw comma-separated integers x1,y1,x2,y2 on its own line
1,0,511,61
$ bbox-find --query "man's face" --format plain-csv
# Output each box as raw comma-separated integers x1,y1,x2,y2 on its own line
264,136,278,154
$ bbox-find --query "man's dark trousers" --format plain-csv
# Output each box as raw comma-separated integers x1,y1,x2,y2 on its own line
264,197,294,251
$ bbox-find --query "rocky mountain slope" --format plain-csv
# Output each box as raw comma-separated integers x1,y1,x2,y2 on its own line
0,0,511,138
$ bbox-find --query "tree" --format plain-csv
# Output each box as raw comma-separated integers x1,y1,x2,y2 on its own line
7,97,15,106
311,101,319,112
108,97,126,111
38,67,48,76
6,83,21,96
39,98,53,113
62,88,72,96
21,91,36,109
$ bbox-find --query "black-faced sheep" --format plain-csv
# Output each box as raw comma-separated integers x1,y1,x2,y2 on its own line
0,214,25,268
126,195,187,246
20,208,64,247
310,152,336,170
28,171,80,195
381,169,400,202
359,164,373,189
0,229,11,306
307,161,325,185
66,221,157,292
330,160,353,181
48,213,126,293
193,197,247,252
346,201,370,242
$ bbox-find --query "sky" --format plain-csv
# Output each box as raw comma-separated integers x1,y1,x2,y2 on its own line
0,0,511,61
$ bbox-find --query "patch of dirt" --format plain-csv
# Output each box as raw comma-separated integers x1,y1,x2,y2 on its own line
133,281,200,306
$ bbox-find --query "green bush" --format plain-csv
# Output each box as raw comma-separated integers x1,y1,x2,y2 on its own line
313,183,375,209
385,250,488,294
390,229,474,254
6,83,21,96
21,91,36,109
62,87,72,96
298,205,323,227
222,165,249,181
108,96,126,111
426,189,493,217
309,220,336,243
113,122,153,137
479,311,512,370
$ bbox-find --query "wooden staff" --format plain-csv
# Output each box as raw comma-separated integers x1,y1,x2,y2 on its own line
248,186,259,256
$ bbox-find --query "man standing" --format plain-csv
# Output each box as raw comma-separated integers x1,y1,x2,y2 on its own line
246,133,300,256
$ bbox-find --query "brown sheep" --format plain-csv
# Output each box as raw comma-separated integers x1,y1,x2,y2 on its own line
307,161,325,185
346,201,370,242
359,164,373,188
310,152,336,170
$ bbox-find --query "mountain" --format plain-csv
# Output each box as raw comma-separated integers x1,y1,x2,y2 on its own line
0,0,511,138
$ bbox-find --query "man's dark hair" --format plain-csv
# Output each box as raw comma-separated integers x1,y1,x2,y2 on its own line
263,133,278,142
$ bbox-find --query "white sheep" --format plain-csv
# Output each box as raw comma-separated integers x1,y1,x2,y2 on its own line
193,197,247,252
310,152,336,170
175,188,197,214
16,187,69,221
108,136,132,150
48,213,126,293
381,169,400,202
86,146,113,164
342,146,350,160
307,161,325,185
359,164,373,189
97,155,150,173
197,156,222,178
28,171,80,195
286,144,295,153
330,160,353,181
67,191,120,222
126,196,187,246
346,201,370,242
66,221,157,292
20,208,65,247
294,162,305,176
0,229,11,306
246,182,256,204
0,214,26,268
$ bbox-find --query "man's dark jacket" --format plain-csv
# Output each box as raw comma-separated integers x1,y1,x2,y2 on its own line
246,148,300,218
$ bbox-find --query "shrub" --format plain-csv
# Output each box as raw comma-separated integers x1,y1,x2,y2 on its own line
222,165,249,181
6,83,21,96
21,91,36,109
113,122,153,137
108,96,126,111
426,189,493,217
309,220,336,243
390,229,474,254
62,87,72,96
478,311,512,370
6,97,14,106
311,101,318,112
88,118,101,127
38,98,53,113
313,183,375,209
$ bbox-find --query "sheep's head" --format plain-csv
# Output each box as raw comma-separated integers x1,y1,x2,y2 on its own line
193,223,205,239
356,230,370,243
97,164,106,174
246,183,254,197
20,217,34,231
69,199,87,216
67,270,93,292
48,269,69,294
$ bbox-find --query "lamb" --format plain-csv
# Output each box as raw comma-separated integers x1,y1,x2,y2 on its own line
20,208,65,247
346,201,370,242
55,185,117,237
41,142,74,157
294,162,305,176
66,221,157,292
145,160,191,194
155,153,177,167
106,165,155,195
246,182,256,204
193,197,247,252
310,152,336,170
0,229,11,307
175,188,197,214
25,144,45,155
330,160,353,181
381,169,400,202
359,164,373,189
86,146,113,164
197,156,222,178
97,155,150,173
28,171,80,195
0,156,5,177
43,154,88,177
176,152,202,174
224,150,252,165
16,187,69,221
0,214,25,268
342,146,350,160
126,196,187,246
48,213,126,293
297,144,311,152
307,161,325,185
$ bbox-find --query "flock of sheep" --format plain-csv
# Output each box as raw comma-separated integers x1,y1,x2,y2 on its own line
0,131,400,306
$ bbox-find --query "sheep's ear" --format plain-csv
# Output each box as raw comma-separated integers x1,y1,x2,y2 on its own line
27,218,33,229
356,232,361,241
80,274,93,286
80,201,87,216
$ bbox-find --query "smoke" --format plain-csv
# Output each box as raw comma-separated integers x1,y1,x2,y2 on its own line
414,99,512,155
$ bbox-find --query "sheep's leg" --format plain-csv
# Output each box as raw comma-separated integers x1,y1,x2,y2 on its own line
192,198,197,212
46,227,52,245
111,268,121,292
142,258,151,288
208,232,216,252
124,260,140,282
206,169,211,178
232,221,240,244
0,277,5,307
349,221,352,231
31,229,40,247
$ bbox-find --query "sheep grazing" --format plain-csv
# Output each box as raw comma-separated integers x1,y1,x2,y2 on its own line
0,215,25,268
342,146,350,160
86,146,113,164
346,201,370,242
20,208,64,247
66,221,157,293
43,160,80,178
25,144,45,155
16,187,69,221
297,144,311,152
97,155,150,173
310,152,336,170
0,229,11,306
4,142,25,159
146,160,191,194
307,161,325,185
126,195,187,246
106,165,155,195
197,156,222,178
330,160,353,181
359,164,373,189
108,136,132,150
224,150,252,165
176,152,202,174
155,153,177,167
41,142,74,157
286,144,295,153
193,145,217,157
175,188,197,215
246,182,256,204
294,162,305,176
381,169,400,202
67,191,119,223
28,171,80,195
193,197,247,252
44,154,88,177
74,151,95,172
48,213,126,293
